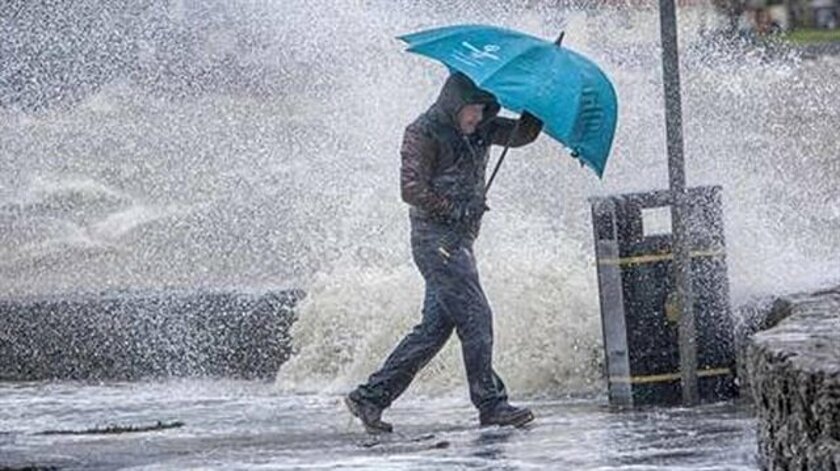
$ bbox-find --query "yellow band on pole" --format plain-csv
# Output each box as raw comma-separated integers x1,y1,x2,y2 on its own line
598,250,724,267
611,367,732,385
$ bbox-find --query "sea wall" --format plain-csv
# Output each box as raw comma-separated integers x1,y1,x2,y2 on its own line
0,289,303,381
744,286,840,470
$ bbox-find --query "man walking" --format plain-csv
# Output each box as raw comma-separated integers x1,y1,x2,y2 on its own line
346,72,543,434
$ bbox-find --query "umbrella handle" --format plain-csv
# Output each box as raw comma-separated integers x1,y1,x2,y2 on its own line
484,119,521,197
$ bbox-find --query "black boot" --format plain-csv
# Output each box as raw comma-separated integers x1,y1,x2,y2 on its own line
345,390,393,434
479,402,534,428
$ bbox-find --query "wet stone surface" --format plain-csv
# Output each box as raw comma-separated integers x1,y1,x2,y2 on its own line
746,286,840,470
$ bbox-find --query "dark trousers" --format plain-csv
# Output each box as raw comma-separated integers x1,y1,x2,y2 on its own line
354,217,508,413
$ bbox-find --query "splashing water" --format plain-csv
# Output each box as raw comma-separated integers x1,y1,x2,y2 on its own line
1,0,838,398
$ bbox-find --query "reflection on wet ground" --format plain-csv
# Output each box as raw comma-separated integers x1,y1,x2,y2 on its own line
0,380,756,470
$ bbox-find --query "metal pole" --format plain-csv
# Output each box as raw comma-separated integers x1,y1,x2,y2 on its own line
658,0,698,405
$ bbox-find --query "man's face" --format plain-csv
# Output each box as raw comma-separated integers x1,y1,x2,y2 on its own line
457,103,485,135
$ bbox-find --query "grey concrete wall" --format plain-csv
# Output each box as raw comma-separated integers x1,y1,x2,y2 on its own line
0,289,304,381
735,295,804,399
745,286,840,470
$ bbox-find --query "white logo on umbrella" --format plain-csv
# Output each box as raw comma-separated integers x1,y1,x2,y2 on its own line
452,42,501,67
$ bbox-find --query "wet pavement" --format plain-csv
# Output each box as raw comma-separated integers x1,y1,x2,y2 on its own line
0,380,757,470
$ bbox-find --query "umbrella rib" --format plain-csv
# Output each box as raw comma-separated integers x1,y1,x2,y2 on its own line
469,43,550,110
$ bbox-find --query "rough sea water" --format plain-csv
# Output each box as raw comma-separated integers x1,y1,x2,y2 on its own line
1,0,839,469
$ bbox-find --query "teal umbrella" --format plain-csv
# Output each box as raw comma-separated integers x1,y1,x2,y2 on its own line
399,24,618,178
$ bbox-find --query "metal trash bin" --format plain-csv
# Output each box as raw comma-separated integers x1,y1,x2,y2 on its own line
590,185,737,406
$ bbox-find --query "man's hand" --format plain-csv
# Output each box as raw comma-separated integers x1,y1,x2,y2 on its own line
436,195,490,255
448,195,489,228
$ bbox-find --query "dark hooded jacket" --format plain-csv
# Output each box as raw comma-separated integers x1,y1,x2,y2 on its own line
400,73,543,226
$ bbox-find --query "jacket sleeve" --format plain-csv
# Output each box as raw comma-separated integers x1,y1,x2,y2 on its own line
400,123,453,218
488,111,543,148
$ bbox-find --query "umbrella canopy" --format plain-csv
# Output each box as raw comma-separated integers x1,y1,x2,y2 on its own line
398,24,618,177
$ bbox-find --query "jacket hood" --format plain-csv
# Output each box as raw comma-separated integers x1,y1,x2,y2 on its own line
431,72,501,128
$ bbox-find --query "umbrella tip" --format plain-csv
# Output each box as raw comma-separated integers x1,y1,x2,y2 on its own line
555,32,565,46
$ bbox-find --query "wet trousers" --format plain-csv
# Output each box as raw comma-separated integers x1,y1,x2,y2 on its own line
354,217,507,413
